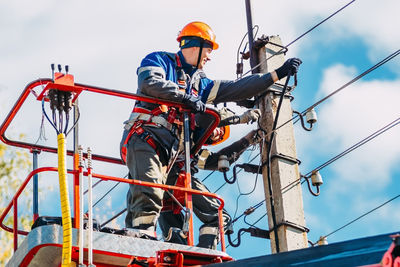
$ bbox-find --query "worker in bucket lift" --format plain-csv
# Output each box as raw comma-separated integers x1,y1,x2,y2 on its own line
159,108,263,249
120,21,301,244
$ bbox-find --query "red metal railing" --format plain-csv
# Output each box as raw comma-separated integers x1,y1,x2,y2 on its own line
0,78,218,162
0,77,226,252
0,167,227,251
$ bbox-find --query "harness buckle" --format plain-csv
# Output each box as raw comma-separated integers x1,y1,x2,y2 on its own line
141,131,151,142
133,121,142,129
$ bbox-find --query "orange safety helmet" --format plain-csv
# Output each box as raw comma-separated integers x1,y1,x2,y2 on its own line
177,21,219,50
205,125,230,146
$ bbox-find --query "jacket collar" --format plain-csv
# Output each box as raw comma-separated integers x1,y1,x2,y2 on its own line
177,50,198,76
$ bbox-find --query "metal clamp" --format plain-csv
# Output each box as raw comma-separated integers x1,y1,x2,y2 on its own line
270,153,301,165
269,220,310,234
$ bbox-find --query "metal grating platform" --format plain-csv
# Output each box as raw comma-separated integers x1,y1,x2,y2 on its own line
7,225,230,266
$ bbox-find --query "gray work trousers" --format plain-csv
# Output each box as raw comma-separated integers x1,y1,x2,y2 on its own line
159,169,232,248
122,128,231,244
124,133,168,229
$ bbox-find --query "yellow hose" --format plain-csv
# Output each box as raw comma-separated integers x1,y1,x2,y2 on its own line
57,133,74,267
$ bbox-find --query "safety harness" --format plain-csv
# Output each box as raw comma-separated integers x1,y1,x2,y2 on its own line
121,53,194,164
122,52,204,223
120,105,181,164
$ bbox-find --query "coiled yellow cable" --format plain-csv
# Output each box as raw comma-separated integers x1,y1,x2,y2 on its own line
57,133,74,267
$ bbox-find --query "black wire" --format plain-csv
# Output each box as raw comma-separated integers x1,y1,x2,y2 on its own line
232,158,262,220
65,105,81,136
42,99,59,133
227,212,267,248
214,153,259,193
64,112,69,134
227,49,400,241
236,25,259,78
84,179,103,195
101,208,127,228
308,116,400,176
233,199,265,224
241,0,357,77
243,214,254,227
88,182,121,212
262,73,292,253
281,116,400,192
320,193,400,241
201,170,216,182
84,173,129,210
229,76,291,249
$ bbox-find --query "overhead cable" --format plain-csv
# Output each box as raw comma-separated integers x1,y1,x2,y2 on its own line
306,117,400,176
227,212,267,248
242,0,356,77
214,153,259,193
275,49,400,134
318,193,400,242
281,115,400,193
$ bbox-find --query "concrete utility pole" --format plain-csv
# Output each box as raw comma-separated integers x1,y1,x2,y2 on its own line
257,36,308,253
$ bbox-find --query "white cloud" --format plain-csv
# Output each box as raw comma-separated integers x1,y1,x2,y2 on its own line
313,64,400,188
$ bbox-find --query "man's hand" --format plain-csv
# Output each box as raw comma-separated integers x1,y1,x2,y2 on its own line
182,94,206,113
244,129,263,145
239,109,261,124
275,58,302,80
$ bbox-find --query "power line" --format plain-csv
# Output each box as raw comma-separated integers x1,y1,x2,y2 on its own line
320,193,400,241
201,170,216,182
281,115,400,193
234,115,400,223
232,159,262,220
221,49,400,236
307,117,400,176
233,199,265,224
214,153,259,193
275,49,400,133
90,182,120,211
227,212,267,248
241,0,356,77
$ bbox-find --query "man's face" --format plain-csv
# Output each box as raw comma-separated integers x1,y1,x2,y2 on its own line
210,127,224,142
196,47,212,69
183,47,213,69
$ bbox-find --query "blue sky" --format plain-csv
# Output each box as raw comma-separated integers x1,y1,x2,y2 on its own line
0,0,399,261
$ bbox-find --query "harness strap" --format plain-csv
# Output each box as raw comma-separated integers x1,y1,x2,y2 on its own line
175,54,187,90
120,122,159,164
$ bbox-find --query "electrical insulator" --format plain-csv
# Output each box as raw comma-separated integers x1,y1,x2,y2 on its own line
306,108,317,124
218,155,229,172
318,236,328,246
87,147,92,169
311,170,323,186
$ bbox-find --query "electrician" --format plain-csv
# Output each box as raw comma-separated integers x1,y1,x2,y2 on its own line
120,21,301,241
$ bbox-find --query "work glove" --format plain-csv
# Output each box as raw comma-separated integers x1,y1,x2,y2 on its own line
182,94,206,113
275,58,302,80
239,109,261,124
244,129,263,145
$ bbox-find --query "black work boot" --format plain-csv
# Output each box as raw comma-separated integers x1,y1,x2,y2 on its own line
119,224,157,240
197,233,218,250
197,226,219,249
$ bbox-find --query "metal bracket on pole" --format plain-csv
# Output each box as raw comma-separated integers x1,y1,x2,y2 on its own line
270,153,301,165
269,220,310,235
